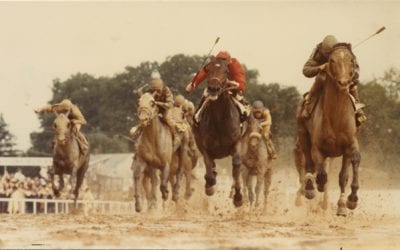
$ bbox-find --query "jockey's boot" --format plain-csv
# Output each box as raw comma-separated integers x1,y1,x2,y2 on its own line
350,85,367,127
301,94,312,119
232,93,250,122
263,137,277,160
130,125,143,141
76,132,89,155
194,96,207,124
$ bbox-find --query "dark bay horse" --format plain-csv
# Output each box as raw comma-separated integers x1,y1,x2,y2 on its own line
192,57,243,207
295,43,361,216
50,113,90,205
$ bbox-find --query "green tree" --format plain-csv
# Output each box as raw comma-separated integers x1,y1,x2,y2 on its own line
28,54,298,155
0,114,17,156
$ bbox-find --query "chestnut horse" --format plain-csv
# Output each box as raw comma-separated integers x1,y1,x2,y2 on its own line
295,43,361,216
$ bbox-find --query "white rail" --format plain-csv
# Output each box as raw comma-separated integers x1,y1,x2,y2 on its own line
0,198,134,215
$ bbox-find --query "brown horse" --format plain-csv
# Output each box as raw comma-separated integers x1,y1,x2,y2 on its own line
133,92,176,212
240,115,273,210
295,43,361,216
50,113,90,206
192,56,243,207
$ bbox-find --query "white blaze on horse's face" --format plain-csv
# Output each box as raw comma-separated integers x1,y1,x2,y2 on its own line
138,93,157,126
329,46,355,91
53,114,71,145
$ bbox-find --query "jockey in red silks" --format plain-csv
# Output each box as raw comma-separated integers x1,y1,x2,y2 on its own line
185,51,250,123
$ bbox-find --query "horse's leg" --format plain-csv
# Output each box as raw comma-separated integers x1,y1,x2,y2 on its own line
244,169,253,207
294,140,305,206
337,154,351,216
133,158,145,212
297,128,315,200
311,146,327,193
160,163,170,201
320,158,330,210
59,173,64,194
150,168,158,209
203,153,217,196
73,163,87,207
347,148,361,210
263,167,272,212
142,170,152,210
255,170,264,208
232,144,243,207
240,166,249,203
50,167,60,197
172,147,185,202
184,153,193,200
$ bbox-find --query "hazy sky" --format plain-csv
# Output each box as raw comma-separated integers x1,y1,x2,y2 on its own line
0,1,399,150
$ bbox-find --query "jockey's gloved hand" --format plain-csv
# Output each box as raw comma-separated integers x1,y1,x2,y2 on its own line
319,63,328,71
227,80,240,88
186,83,194,93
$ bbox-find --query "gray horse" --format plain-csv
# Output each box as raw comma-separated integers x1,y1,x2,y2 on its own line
133,93,176,212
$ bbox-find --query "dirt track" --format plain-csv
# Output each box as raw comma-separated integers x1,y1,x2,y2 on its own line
0,161,399,249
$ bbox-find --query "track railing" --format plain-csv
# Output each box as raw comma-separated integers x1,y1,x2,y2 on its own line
0,198,134,214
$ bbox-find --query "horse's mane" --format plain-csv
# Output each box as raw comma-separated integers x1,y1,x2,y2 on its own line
331,43,355,57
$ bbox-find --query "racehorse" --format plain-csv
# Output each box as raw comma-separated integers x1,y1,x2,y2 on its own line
192,56,244,207
240,115,273,210
294,43,361,216
50,113,90,206
132,93,175,212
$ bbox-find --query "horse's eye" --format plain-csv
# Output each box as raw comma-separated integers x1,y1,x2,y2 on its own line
53,124,57,129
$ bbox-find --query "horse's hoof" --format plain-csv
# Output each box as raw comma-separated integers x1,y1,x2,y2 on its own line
336,206,347,216
205,186,215,196
172,194,179,202
346,200,358,210
233,193,243,207
317,184,325,193
135,202,142,213
305,190,315,200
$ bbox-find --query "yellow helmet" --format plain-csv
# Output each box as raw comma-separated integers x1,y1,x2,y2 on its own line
252,100,264,112
55,99,73,112
174,95,185,107
321,35,338,56
149,78,164,91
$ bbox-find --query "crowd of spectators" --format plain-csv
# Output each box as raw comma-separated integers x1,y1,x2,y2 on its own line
0,167,72,214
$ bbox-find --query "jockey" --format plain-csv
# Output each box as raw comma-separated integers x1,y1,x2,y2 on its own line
35,99,89,154
174,94,198,155
185,51,249,123
132,77,176,142
251,100,277,159
173,94,195,125
302,35,366,126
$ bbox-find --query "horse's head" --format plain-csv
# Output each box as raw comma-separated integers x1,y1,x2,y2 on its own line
53,113,72,146
137,92,158,126
248,132,262,152
205,57,230,99
327,43,356,92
